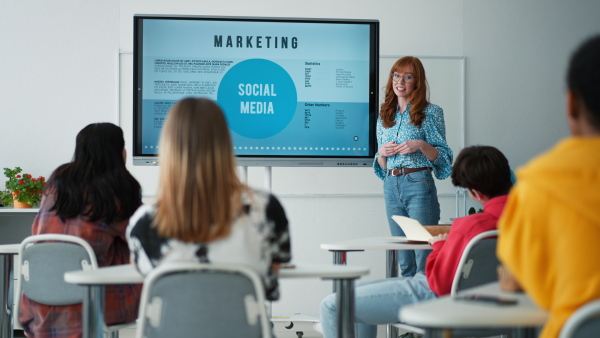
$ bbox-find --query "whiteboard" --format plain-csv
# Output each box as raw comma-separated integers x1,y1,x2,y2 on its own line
379,56,465,195
120,54,464,196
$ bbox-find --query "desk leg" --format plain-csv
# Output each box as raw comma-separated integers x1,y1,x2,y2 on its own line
385,249,398,278
0,255,13,338
332,251,347,265
331,251,347,293
386,250,398,338
82,285,105,338
334,278,356,338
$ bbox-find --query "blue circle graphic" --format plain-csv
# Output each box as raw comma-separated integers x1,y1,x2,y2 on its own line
217,59,297,139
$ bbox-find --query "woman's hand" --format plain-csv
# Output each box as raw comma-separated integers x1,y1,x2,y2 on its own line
398,140,424,155
379,141,401,157
399,139,439,161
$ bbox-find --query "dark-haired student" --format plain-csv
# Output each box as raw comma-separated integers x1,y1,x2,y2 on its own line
497,35,600,338
18,123,142,338
321,145,512,338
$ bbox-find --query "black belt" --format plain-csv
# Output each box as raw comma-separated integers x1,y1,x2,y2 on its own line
388,167,431,176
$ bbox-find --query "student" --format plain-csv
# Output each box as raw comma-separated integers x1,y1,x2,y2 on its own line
127,97,291,302
321,145,512,338
374,56,453,277
497,35,600,338
18,123,142,337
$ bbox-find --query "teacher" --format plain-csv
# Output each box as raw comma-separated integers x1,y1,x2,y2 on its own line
374,56,453,277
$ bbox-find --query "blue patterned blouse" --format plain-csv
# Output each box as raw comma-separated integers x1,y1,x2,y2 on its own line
373,103,453,181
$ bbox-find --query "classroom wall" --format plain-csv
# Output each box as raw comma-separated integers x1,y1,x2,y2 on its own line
2,1,599,336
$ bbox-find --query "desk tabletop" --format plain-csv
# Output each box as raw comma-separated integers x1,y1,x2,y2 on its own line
65,263,370,285
0,244,20,254
279,263,369,279
65,264,143,284
0,207,40,214
399,282,548,328
321,236,430,251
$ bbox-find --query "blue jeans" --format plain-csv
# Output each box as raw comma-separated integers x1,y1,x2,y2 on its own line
384,170,440,277
320,272,436,338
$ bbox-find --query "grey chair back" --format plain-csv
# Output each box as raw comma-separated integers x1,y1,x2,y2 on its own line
22,242,95,304
136,263,272,338
14,235,99,318
451,230,500,296
400,230,518,338
559,299,600,338
449,230,515,337
15,234,131,338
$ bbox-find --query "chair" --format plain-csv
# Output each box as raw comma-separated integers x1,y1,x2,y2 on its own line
14,234,133,338
136,262,271,338
449,229,514,337
559,299,600,338
451,229,500,297
397,229,510,337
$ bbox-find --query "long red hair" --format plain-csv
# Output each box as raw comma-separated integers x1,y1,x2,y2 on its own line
380,56,429,128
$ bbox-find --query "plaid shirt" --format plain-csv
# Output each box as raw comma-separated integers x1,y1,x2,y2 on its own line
18,191,141,338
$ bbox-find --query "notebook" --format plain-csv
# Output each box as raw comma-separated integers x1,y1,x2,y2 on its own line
392,216,452,243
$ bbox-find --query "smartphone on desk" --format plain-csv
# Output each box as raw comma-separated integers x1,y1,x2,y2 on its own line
456,294,518,306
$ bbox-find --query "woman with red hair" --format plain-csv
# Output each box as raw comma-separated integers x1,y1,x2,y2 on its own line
375,56,453,277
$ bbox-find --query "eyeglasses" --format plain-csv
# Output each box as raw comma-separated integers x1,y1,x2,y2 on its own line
392,73,414,83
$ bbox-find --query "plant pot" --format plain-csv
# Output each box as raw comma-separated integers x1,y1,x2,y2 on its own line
13,199,33,208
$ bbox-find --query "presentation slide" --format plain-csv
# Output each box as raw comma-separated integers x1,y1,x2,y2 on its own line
138,18,373,157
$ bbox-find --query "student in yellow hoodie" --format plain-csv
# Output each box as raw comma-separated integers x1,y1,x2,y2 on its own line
497,34,600,338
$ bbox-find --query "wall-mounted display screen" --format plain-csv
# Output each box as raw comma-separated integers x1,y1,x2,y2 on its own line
133,14,379,166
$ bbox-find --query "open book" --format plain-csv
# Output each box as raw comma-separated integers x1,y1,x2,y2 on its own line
392,215,451,243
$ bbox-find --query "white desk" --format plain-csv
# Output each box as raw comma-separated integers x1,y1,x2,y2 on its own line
0,244,20,338
399,282,548,337
321,236,430,338
0,208,40,215
65,263,369,338
321,236,429,278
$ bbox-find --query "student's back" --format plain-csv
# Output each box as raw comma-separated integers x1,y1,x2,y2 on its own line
126,98,291,301
320,145,513,338
19,123,142,338
128,187,290,300
498,35,600,338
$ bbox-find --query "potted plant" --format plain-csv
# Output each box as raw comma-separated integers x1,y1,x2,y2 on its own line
0,167,46,208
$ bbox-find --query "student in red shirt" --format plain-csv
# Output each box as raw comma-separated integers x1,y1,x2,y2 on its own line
18,123,142,338
320,145,513,338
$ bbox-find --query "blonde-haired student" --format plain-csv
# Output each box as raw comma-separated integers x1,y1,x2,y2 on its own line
127,97,291,301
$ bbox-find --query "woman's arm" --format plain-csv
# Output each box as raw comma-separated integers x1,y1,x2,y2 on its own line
377,154,387,169
374,117,397,176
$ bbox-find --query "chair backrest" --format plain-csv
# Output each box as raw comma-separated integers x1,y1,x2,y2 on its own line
136,263,272,338
15,234,98,315
450,230,499,297
559,299,600,338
